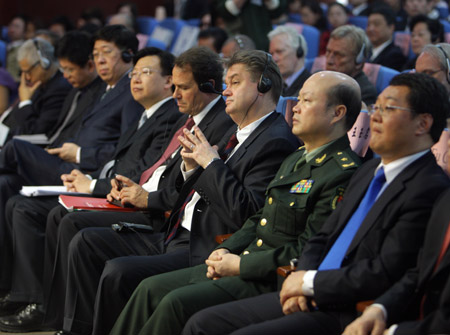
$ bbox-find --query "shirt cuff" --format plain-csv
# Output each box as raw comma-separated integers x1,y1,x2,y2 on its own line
371,303,388,320
89,179,96,193
388,324,398,335
18,100,32,108
76,147,81,164
302,270,317,296
265,0,279,10
225,0,241,15
181,161,198,181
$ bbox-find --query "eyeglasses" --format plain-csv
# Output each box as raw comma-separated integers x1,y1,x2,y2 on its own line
128,68,161,79
420,69,444,77
59,66,75,75
21,61,40,75
368,104,414,116
91,48,115,60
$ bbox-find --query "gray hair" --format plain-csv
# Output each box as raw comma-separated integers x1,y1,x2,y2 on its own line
17,37,55,66
421,43,450,71
330,25,372,61
268,25,308,59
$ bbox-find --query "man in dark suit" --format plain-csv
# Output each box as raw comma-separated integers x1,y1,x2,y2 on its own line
175,72,450,335
343,188,450,335
50,49,299,335
0,46,181,331
366,6,407,71
110,70,363,335
268,25,310,98
326,25,378,105
32,46,235,334
1,37,71,137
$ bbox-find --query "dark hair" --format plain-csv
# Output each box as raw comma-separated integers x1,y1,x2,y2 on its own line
198,27,228,53
93,24,138,55
228,50,282,104
369,5,396,26
80,7,105,27
390,72,449,142
117,2,138,17
175,46,223,92
133,47,175,76
326,83,361,130
56,31,92,66
301,0,328,31
328,2,350,15
410,14,444,44
49,15,74,33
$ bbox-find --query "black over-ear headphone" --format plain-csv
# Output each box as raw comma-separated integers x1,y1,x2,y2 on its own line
121,50,133,63
199,81,223,95
33,38,51,70
296,36,304,58
355,43,366,65
257,53,272,94
436,44,450,84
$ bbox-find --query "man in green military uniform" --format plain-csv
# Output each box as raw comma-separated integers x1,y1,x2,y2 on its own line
110,70,363,335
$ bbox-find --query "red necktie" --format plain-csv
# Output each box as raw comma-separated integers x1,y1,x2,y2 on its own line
139,117,195,185
164,133,240,244
419,220,450,318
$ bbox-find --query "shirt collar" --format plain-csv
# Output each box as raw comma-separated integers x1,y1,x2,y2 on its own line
145,97,173,119
285,67,305,88
192,96,221,125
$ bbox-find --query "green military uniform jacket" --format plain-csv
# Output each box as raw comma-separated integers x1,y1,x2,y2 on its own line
201,135,361,299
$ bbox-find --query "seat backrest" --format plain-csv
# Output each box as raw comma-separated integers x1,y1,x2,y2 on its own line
136,16,158,35
393,31,415,59
348,16,368,30
146,37,167,50
0,40,6,67
156,18,187,51
431,128,449,172
363,63,399,95
171,25,200,56
276,96,298,127
285,23,321,59
347,110,371,157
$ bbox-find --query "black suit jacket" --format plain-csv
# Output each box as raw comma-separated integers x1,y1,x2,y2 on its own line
371,42,407,72
282,69,311,98
375,188,450,334
50,77,104,146
165,111,300,266
4,71,72,136
297,152,450,309
92,99,181,196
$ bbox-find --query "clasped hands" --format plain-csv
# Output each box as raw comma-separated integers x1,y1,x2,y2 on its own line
179,126,219,171
205,248,241,280
279,270,317,315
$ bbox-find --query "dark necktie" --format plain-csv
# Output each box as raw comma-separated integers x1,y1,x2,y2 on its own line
137,111,148,130
100,87,111,101
165,133,241,244
48,91,82,144
318,167,386,270
139,117,195,185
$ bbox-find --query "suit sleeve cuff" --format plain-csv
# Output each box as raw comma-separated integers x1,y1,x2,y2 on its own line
225,0,241,15
18,100,32,108
302,270,316,296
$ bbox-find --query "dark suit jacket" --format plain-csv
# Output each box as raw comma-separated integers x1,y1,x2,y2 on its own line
283,68,311,98
371,42,407,72
92,99,181,196
50,77,104,146
375,188,450,335
69,74,143,172
4,71,72,136
354,71,377,106
297,152,450,309
165,111,300,266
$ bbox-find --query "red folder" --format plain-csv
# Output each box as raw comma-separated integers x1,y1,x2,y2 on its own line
58,195,142,212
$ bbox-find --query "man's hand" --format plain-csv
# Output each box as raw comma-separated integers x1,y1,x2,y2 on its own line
280,270,306,306
343,305,387,335
205,253,241,279
46,143,80,163
18,72,41,101
61,169,91,193
179,126,220,170
114,174,149,208
205,248,230,279
282,296,317,314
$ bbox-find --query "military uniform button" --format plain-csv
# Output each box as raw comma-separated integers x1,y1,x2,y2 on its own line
290,202,294,207
280,175,284,179
260,218,267,226
243,251,250,255
257,239,263,247
268,197,273,205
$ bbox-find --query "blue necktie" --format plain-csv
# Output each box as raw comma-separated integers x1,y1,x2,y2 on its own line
318,167,386,270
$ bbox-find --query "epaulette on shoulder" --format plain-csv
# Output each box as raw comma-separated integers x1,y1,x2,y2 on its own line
333,150,359,170
296,145,305,151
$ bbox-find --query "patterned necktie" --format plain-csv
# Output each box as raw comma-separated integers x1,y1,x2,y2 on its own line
139,117,195,185
137,111,148,130
318,167,386,270
165,133,241,244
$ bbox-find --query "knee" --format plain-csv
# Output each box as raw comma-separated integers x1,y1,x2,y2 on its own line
101,259,133,287
182,310,210,335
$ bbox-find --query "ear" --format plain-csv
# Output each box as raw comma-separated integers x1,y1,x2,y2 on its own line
164,75,173,90
87,59,96,72
331,104,347,124
415,113,433,136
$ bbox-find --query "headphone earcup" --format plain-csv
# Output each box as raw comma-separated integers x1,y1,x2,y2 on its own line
257,76,272,93
296,44,304,58
121,51,133,63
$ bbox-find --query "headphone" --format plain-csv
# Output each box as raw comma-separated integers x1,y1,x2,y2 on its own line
121,50,133,63
199,82,223,95
33,38,51,70
355,43,366,65
257,53,272,94
296,36,304,59
436,44,450,84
